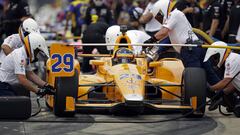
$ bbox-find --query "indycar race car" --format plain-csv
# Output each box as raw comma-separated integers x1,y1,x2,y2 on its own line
45,28,208,118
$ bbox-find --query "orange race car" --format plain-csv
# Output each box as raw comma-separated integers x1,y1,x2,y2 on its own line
45,29,208,118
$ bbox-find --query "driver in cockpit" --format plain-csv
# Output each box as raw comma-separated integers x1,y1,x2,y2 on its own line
114,48,135,64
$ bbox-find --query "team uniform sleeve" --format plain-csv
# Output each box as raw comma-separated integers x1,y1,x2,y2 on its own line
162,13,177,30
143,4,150,15
150,1,160,17
13,55,26,75
224,59,240,78
212,5,221,19
3,35,19,49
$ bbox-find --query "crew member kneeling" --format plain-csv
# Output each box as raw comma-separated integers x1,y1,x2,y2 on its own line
204,41,240,117
0,32,55,97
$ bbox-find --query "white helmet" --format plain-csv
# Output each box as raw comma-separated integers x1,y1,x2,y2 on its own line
151,0,173,22
23,32,49,62
203,41,231,68
19,18,40,42
105,25,122,50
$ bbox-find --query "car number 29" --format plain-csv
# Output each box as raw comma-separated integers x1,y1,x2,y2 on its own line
51,53,74,72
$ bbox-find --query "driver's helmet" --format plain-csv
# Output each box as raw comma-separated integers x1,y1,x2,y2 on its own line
115,48,134,63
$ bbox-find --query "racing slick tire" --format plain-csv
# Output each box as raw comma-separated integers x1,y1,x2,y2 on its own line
54,70,79,117
0,96,31,119
182,67,207,118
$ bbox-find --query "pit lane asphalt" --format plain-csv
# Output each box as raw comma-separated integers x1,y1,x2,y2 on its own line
0,97,239,135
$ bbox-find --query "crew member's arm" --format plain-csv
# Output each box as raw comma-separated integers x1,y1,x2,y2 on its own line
154,27,169,41
209,5,221,37
221,16,229,38
17,74,38,93
181,7,194,14
210,78,232,91
26,71,46,88
209,19,219,37
139,12,153,24
1,44,12,55
65,11,72,33
1,35,20,55
211,59,240,93
210,78,236,94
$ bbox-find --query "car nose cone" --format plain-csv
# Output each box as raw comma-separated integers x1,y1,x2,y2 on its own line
125,94,143,101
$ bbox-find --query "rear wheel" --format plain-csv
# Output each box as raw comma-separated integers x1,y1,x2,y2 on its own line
54,70,79,117
182,68,207,118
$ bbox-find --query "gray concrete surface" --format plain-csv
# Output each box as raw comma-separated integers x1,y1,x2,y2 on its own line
0,98,239,135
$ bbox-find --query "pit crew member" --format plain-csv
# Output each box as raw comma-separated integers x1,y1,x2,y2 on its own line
139,0,161,36
0,32,55,97
85,0,113,25
3,0,31,36
203,41,240,117
143,0,221,88
202,0,224,40
65,0,89,37
174,0,203,29
81,15,109,73
0,18,40,65
105,25,151,54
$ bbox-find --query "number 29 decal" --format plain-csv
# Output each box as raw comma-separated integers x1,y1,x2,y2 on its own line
51,53,74,73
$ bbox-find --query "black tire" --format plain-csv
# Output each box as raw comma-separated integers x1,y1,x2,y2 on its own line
0,96,31,119
182,68,207,118
53,70,79,117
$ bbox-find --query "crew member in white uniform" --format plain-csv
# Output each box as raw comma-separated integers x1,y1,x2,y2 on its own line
0,18,40,65
204,41,240,113
0,32,54,97
144,0,202,66
105,25,150,54
139,0,161,36
143,0,221,89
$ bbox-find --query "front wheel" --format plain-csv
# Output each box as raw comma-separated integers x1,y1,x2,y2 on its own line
182,68,207,118
53,70,79,117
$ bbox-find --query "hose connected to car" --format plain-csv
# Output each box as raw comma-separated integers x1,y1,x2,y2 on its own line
31,97,42,117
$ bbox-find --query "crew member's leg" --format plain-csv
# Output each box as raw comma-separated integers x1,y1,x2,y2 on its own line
0,82,16,96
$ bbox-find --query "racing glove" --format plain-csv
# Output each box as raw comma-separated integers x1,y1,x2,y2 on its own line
208,90,224,111
36,83,55,98
144,36,158,44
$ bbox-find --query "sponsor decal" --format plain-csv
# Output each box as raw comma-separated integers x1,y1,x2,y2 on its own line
132,74,141,80
20,59,26,72
119,74,129,80
119,74,142,80
127,78,137,83
226,63,231,76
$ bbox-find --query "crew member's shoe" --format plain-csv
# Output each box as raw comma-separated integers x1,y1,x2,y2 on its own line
208,97,223,111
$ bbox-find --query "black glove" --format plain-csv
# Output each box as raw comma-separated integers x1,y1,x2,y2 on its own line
36,83,55,97
144,36,158,44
